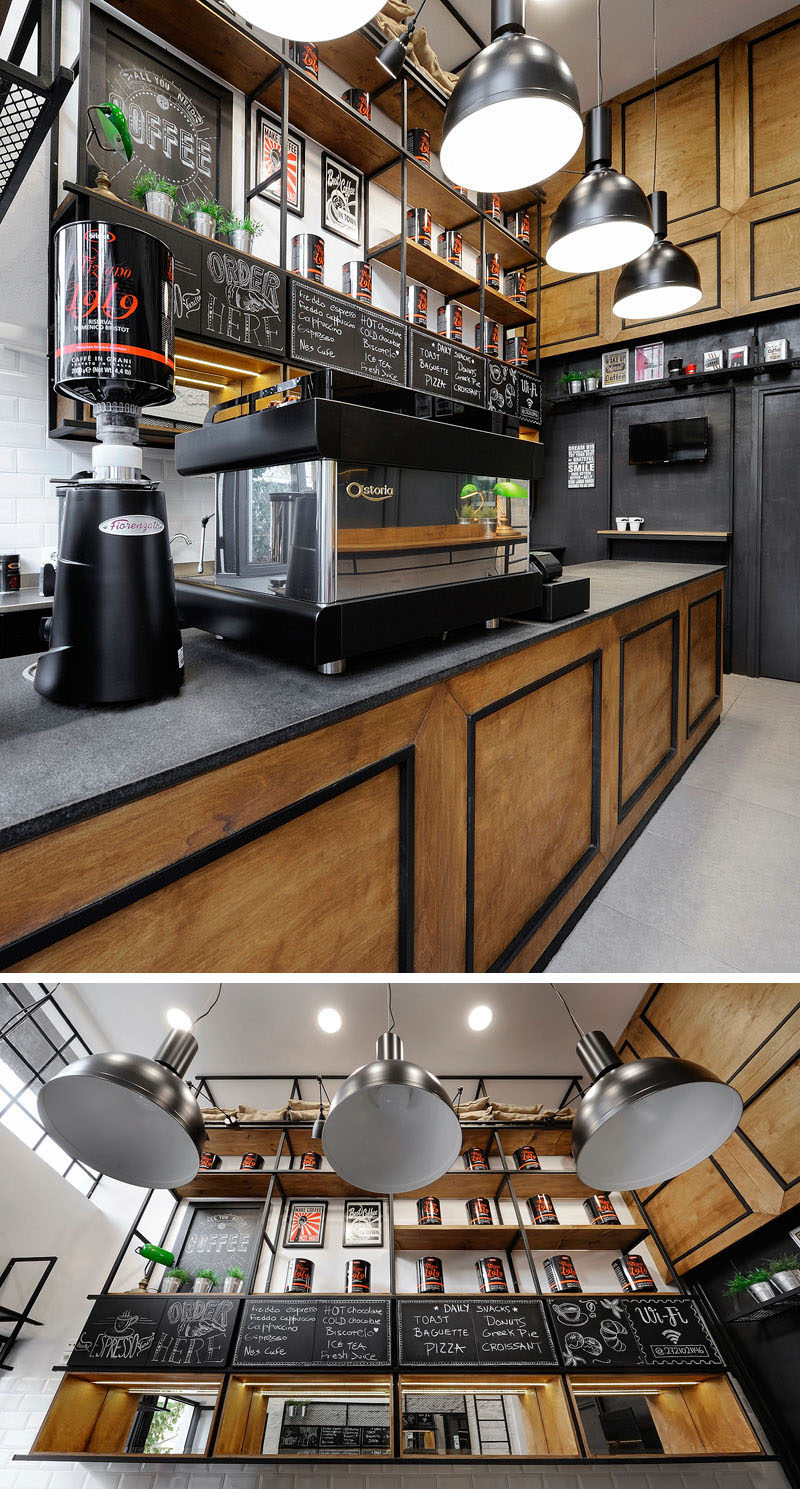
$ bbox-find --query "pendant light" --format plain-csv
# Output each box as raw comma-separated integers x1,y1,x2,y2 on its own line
322,986,461,1193
36,993,223,1188
236,1,381,43
311,1076,330,1140
613,2,701,318
377,0,428,79
552,988,743,1190
546,0,654,273
440,0,582,193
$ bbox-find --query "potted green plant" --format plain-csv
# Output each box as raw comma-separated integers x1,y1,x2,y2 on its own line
192,1267,219,1294
559,370,583,394
161,1266,189,1294
584,368,601,391
220,211,264,255
723,1268,775,1306
131,168,178,221
223,1264,246,1295
766,1256,800,1294
180,197,221,239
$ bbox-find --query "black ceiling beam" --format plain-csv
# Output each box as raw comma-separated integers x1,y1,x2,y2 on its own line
436,0,486,53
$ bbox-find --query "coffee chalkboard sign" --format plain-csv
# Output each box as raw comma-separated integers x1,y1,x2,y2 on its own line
547,1295,725,1370
233,1297,391,1368
175,1202,263,1287
69,1297,165,1369
151,1294,241,1367
398,1297,558,1368
290,281,406,387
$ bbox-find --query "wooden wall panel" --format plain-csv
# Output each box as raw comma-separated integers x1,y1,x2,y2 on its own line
622,62,720,221
749,17,800,195
750,206,800,298
642,983,798,1078
738,1058,800,1185
642,1159,750,1264
540,273,600,351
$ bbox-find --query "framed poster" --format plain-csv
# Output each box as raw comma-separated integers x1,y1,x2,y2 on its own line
635,342,664,382
602,347,629,387
172,1201,263,1289
255,109,305,215
321,151,363,245
568,442,596,489
284,1199,328,1247
727,345,750,367
88,8,232,208
703,348,723,372
343,1199,384,1247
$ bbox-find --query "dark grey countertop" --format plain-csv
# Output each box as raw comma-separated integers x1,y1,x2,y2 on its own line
1,561,723,849
0,589,52,613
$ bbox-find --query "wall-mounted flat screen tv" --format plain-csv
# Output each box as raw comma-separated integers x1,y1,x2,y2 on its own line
629,416,708,464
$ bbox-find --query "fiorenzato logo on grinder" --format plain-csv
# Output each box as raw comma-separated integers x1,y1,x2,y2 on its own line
99,515,165,536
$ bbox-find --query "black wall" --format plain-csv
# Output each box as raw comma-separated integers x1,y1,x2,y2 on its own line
535,307,800,678
691,1202,800,1488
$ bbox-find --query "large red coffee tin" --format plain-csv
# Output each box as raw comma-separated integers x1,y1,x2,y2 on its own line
54,221,174,408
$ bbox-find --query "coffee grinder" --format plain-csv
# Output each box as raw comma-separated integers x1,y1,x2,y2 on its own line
34,220,184,705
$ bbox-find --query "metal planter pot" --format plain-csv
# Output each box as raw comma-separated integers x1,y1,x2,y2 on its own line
746,1280,776,1303
770,1268,800,1294
192,1277,215,1293
192,211,216,238
566,379,583,393
229,229,254,254
222,1277,244,1294
161,1276,182,1293
146,191,175,221
584,377,599,391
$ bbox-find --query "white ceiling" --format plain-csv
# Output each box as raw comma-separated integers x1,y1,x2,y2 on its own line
60,982,647,1082
417,0,789,108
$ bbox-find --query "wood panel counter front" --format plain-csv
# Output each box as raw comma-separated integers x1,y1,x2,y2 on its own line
0,561,724,973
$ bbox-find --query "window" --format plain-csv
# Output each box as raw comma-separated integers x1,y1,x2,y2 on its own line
0,984,100,1197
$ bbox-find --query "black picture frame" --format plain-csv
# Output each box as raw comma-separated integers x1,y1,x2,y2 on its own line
171,1200,264,1290
283,1198,328,1248
342,1199,383,1248
321,150,363,246
255,109,305,217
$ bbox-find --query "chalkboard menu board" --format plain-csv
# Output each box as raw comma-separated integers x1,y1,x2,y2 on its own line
517,369,543,429
233,1297,391,1368
398,1297,558,1368
175,1202,263,1287
68,1294,241,1370
290,281,406,387
409,331,485,410
486,359,518,416
546,1296,725,1370
201,243,287,356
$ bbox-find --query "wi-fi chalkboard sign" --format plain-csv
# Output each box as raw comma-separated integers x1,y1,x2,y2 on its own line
546,1295,725,1370
233,1296,391,1369
398,1297,558,1368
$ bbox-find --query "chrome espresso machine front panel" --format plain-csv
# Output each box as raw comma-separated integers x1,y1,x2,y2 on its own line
175,398,545,671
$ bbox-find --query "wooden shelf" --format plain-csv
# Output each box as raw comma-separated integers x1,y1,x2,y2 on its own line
494,1125,574,1157
373,159,539,272
394,1225,520,1251
260,65,397,178
511,1172,594,1199
339,526,527,554
523,1225,649,1251
459,281,537,328
597,530,732,542
370,235,480,300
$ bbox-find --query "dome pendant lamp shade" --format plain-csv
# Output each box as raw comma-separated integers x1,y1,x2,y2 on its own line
572,1031,743,1190
440,0,583,193
546,105,654,273
37,1028,206,1189
322,1030,461,1193
613,190,702,319
235,1,381,43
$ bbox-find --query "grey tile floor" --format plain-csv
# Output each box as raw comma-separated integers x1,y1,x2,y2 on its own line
547,673,800,973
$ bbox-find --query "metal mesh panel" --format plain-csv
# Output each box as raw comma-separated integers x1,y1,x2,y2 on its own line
0,79,46,194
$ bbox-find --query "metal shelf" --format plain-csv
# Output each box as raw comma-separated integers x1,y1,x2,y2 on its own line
0,58,73,226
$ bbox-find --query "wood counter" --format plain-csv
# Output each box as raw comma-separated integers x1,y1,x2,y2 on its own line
0,562,724,973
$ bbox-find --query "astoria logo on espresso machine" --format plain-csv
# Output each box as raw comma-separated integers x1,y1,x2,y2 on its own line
345,482,395,500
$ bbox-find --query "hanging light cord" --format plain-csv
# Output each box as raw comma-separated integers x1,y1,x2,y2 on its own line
195,983,222,1024
596,0,603,107
652,0,659,194
386,982,396,1033
551,984,586,1039
316,1076,332,1106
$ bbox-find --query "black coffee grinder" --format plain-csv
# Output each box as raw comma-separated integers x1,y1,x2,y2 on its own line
35,220,183,705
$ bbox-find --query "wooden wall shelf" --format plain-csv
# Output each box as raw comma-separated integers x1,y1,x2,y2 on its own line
370,234,480,300
597,531,732,542
373,158,539,272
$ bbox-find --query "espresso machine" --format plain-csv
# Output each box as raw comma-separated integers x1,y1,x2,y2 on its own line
174,394,546,673
34,220,183,705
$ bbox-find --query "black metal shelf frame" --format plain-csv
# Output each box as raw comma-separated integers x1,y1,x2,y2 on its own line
0,0,74,227
0,1255,56,1371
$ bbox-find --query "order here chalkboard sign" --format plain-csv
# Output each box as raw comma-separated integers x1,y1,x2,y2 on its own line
232,1297,392,1368
546,1295,725,1370
68,1295,242,1370
398,1297,558,1368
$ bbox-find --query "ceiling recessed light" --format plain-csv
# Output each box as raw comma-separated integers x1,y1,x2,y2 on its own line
468,1005,493,1031
166,1007,193,1032
317,1007,342,1033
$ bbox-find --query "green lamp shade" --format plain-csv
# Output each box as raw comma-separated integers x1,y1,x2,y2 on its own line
95,102,133,161
136,1243,175,1267
493,480,528,503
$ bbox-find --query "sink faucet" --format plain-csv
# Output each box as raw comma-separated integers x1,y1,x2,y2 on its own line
170,532,191,556
198,512,215,574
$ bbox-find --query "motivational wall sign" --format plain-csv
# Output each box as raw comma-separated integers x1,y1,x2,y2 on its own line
568,442,596,488
68,1295,241,1370
398,1298,558,1368
546,1295,725,1370
232,1297,392,1369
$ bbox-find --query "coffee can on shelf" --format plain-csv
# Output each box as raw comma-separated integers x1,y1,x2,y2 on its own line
453,183,470,198
438,229,463,267
240,1152,264,1170
475,319,499,357
504,269,527,304
513,1146,541,1172
342,87,371,119
406,284,428,326
505,332,528,366
407,128,431,166
528,1194,558,1225
484,252,501,289
289,41,319,77
299,1151,321,1171
0,554,20,592
198,1151,221,1170
345,1258,371,1293
583,1194,620,1225
466,1196,493,1225
407,207,432,249
507,209,530,245
612,1253,657,1292
437,303,463,342
476,1256,508,1293
463,1146,489,1172
342,259,373,303
292,233,325,283
417,1196,442,1225
483,193,502,223
285,1257,314,1293
417,1255,445,1293
543,1254,582,1292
